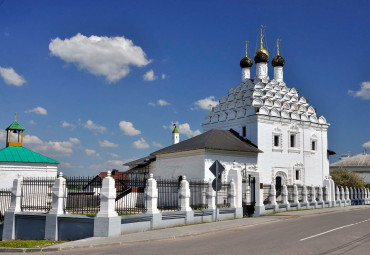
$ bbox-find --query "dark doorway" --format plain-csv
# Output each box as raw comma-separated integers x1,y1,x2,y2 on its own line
276,176,282,189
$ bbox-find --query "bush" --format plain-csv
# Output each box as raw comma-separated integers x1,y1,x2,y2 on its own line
330,168,366,188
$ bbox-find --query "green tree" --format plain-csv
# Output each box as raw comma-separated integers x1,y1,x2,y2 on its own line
330,168,366,188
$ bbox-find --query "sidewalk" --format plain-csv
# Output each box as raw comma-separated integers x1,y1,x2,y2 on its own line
1,205,369,253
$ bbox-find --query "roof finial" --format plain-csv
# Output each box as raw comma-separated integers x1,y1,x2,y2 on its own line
244,40,249,57
276,38,281,56
258,25,266,51
15,112,17,122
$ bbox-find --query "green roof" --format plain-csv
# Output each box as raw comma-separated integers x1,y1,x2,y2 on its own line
172,128,179,134
0,146,59,164
6,121,25,131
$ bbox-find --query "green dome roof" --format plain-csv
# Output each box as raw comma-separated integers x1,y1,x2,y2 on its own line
0,146,59,164
172,127,179,134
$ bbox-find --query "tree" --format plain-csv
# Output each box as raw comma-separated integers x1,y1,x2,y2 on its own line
330,168,366,188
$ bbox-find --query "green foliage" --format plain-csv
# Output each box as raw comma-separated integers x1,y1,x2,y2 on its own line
0,240,65,248
330,168,366,188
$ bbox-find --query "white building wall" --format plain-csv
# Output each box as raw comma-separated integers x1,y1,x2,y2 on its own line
0,162,58,189
150,149,257,181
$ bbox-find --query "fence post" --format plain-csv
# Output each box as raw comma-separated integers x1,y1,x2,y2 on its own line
2,178,22,240
227,168,243,218
94,171,121,237
45,173,66,240
324,185,329,205
281,185,290,210
293,185,299,209
366,188,370,205
145,174,159,214
339,187,344,207
302,185,308,208
251,173,265,217
269,184,278,211
354,188,358,205
345,186,350,205
311,185,317,208
179,176,193,225
228,179,236,208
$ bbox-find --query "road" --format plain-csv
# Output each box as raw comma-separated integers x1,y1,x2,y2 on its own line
12,207,370,254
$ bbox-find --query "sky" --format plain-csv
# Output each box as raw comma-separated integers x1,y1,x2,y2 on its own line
0,0,369,176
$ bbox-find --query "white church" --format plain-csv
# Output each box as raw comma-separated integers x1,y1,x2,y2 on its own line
126,27,334,187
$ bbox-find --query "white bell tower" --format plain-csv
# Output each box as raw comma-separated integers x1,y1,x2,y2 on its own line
172,124,179,144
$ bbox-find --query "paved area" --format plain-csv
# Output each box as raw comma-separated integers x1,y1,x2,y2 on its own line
1,205,369,254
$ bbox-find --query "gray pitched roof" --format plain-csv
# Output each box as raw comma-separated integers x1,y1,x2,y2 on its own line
151,129,262,155
330,153,370,168
124,129,261,167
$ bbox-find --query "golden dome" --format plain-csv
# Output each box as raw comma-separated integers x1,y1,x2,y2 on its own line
255,25,269,57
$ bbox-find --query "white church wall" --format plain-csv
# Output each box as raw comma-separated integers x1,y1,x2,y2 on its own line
151,150,205,180
0,162,58,189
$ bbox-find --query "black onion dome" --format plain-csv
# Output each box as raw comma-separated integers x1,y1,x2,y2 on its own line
240,56,253,68
272,55,285,67
254,51,269,63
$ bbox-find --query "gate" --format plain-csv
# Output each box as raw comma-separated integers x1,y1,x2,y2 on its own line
242,176,256,216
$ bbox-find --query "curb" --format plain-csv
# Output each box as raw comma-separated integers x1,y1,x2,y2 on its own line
1,206,368,253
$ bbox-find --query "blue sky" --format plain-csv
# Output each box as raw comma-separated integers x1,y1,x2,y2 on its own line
0,0,369,176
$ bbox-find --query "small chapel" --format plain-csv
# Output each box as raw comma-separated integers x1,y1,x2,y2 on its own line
126,26,334,187
0,115,59,189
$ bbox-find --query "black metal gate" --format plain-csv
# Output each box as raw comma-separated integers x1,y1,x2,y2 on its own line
242,176,256,216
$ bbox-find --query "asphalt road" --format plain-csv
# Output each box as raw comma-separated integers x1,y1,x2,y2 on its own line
13,208,370,255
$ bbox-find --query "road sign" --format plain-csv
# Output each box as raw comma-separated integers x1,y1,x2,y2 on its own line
212,179,222,191
209,160,225,177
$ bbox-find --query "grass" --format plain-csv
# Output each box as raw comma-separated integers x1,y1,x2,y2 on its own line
0,240,65,248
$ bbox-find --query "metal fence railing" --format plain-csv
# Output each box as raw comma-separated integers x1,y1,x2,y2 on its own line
306,186,312,202
21,177,55,213
0,189,11,222
217,182,230,208
64,176,102,215
263,184,271,205
189,180,208,210
287,185,294,203
157,179,179,212
297,185,303,202
115,176,147,215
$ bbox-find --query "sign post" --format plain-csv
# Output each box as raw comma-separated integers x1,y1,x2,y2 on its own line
209,160,225,222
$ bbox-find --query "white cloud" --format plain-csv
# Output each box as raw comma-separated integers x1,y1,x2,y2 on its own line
84,120,106,133
133,138,150,149
0,67,26,86
0,130,6,140
152,141,163,148
62,121,76,129
90,159,129,171
148,99,170,107
23,135,76,155
25,106,48,115
162,74,166,79
164,122,201,138
192,96,218,110
69,138,80,144
60,162,83,169
363,141,370,149
49,33,151,83
85,148,100,157
99,140,119,148
348,81,370,100
119,121,141,136
143,70,157,81
108,152,119,158
29,120,36,125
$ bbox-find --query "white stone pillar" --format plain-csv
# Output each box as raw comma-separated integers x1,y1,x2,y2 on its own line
94,171,121,237
269,184,277,211
354,188,358,204
241,68,251,82
206,181,216,210
250,172,265,217
2,178,22,240
274,66,283,82
345,186,350,202
228,179,236,208
335,186,340,204
324,185,329,204
145,174,159,214
282,185,290,210
179,176,191,212
45,173,67,240
340,187,345,201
